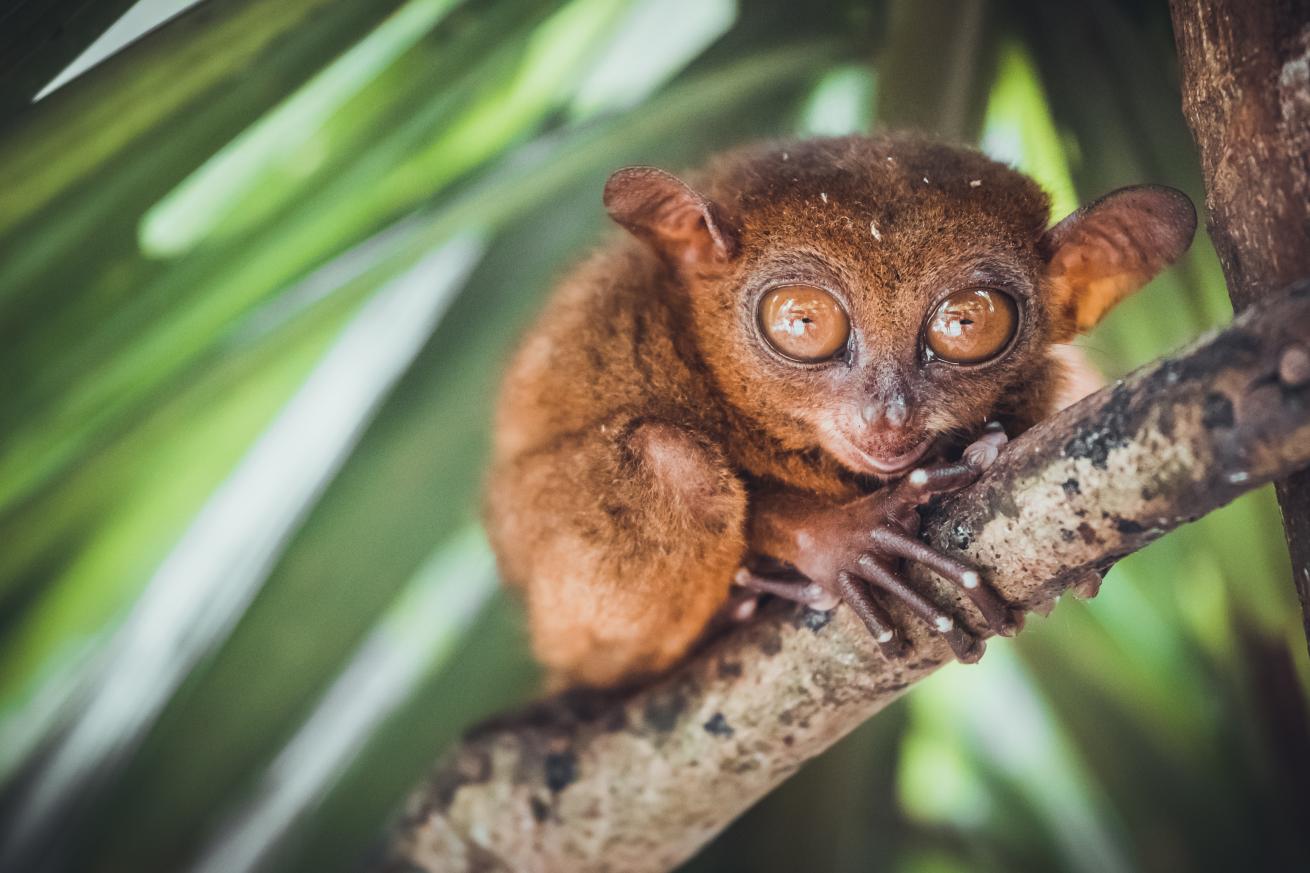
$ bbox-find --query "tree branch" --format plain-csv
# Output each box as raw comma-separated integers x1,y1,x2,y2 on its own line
1170,0,1310,652
377,282,1310,873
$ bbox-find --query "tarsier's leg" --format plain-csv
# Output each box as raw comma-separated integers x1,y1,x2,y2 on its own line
486,419,746,688
733,570,839,610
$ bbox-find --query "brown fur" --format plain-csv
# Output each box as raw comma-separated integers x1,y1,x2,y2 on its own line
485,134,1194,688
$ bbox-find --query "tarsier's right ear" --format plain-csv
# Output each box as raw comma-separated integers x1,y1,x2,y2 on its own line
1040,185,1196,341
603,167,738,266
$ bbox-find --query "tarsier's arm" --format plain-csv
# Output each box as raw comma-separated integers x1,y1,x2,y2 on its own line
488,136,1195,689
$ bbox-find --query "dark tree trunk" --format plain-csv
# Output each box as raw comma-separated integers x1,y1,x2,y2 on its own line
1170,0,1310,651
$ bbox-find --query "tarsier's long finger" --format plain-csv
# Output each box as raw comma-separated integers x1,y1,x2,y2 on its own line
719,590,760,623
733,568,839,611
856,553,983,662
868,526,1017,635
885,425,1009,519
836,570,905,659
885,464,976,518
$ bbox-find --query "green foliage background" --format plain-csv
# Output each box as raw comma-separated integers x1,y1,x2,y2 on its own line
1,1,1307,872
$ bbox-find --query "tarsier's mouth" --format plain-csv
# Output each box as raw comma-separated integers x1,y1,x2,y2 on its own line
830,431,936,476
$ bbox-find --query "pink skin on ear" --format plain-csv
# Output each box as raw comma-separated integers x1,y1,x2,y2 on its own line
1040,185,1197,336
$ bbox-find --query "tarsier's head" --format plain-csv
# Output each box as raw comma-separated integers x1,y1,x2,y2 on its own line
604,135,1196,477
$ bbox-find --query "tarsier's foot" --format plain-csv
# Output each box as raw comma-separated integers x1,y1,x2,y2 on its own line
735,424,1019,662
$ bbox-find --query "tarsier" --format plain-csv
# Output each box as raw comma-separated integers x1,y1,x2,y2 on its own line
486,135,1195,688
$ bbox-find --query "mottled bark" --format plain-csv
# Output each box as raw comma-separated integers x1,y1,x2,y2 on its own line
1170,0,1310,649
374,282,1310,873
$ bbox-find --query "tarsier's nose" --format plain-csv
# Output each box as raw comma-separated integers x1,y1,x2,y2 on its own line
860,395,909,430
861,363,913,432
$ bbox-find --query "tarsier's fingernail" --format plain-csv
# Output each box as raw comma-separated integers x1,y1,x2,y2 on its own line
1071,571,1103,600
908,469,929,486
965,444,999,469
733,568,750,584
876,629,894,643
934,616,954,632
804,584,840,611
984,421,1005,433
1279,343,1310,387
734,598,757,620
961,571,980,589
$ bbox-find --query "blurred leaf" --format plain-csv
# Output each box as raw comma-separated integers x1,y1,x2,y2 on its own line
0,0,140,123
6,3,1308,873
799,64,877,136
137,0,463,258
0,0,409,255
568,0,737,117
188,527,498,873
979,40,1078,217
14,35,833,873
0,0,548,518
0,282,358,773
0,219,437,661
875,0,998,139
0,234,486,872
901,651,1133,873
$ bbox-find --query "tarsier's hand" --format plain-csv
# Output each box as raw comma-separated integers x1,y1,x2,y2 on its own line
736,424,1018,662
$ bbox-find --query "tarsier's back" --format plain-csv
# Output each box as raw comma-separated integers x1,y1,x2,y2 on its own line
485,134,1196,688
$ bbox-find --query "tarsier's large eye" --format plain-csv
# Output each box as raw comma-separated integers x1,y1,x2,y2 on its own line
925,288,1019,364
758,285,850,362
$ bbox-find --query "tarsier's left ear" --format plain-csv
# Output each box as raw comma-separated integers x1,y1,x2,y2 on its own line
1040,185,1196,340
603,167,738,266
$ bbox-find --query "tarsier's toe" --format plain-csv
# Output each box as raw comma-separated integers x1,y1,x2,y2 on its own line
947,628,986,663
1071,570,1103,600
732,568,841,611
836,570,908,659
837,553,986,662
867,526,1015,638
840,562,983,662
